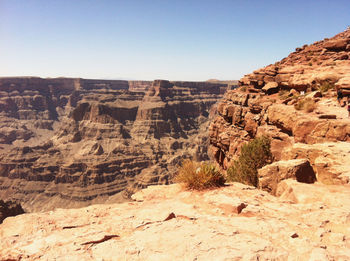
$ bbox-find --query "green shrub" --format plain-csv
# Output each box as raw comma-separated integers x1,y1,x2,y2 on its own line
175,160,225,190
294,97,316,112
227,136,272,187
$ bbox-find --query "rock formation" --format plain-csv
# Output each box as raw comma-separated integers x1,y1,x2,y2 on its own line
0,77,229,211
209,29,350,187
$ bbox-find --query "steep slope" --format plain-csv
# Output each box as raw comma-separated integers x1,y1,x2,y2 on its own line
0,78,228,211
209,29,350,185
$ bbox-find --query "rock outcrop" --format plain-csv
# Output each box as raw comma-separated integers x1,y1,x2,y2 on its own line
1,183,349,260
258,159,316,195
209,29,350,187
0,77,229,211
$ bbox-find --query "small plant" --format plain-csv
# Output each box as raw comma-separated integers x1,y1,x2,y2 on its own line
241,86,247,92
278,89,289,100
294,97,316,112
227,136,272,187
175,160,225,190
319,82,334,93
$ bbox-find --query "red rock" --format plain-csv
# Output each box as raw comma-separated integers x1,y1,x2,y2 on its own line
258,159,316,195
323,39,349,51
262,82,279,95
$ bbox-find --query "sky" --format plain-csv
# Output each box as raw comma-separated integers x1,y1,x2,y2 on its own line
1,0,349,81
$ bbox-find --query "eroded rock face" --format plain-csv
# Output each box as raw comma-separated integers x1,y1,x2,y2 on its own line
209,29,350,186
0,77,228,211
1,183,349,260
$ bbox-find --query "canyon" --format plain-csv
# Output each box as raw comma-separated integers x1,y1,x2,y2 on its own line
0,78,228,211
1,29,350,260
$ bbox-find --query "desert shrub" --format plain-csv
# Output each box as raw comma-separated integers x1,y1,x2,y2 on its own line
175,160,225,190
319,82,334,93
278,89,289,100
240,86,247,92
227,136,272,187
294,97,316,112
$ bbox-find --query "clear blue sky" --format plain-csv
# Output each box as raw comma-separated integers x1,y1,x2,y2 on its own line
1,0,349,81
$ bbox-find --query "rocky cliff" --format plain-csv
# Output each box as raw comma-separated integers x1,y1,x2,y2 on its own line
209,29,350,186
0,77,228,211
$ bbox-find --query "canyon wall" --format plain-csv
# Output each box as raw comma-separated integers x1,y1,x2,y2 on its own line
0,77,228,211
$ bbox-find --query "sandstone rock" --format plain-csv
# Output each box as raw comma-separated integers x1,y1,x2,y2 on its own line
335,76,350,91
262,82,279,95
318,114,336,119
306,91,322,99
258,159,316,195
281,142,350,184
1,183,349,260
289,89,299,96
276,179,350,205
323,39,349,51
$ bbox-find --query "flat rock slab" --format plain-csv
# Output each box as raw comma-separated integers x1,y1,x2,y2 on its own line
1,183,350,260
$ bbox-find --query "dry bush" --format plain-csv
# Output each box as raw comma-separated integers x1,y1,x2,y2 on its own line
294,97,316,112
227,136,272,187
318,82,334,93
278,89,289,100
175,160,225,190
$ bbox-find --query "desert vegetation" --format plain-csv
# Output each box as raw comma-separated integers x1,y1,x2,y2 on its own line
175,159,225,190
318,81,334,93
227,136,273,187
294,97,317,112
278,89,299,101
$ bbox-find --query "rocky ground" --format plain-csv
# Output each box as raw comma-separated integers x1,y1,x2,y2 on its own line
1,182,349,260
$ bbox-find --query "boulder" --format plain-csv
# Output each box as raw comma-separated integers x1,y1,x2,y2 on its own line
258,159,316,195
335,76,350,91
262,82,279,95
289,89,299,97
323,39,349,51
305,91,322,99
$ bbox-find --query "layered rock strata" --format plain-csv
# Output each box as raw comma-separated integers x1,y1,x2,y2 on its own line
0,78,228,211
209,29,350,186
